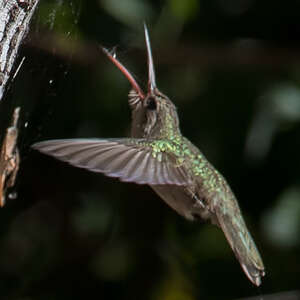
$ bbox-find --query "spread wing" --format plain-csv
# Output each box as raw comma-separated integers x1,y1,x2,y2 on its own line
32,138,189,186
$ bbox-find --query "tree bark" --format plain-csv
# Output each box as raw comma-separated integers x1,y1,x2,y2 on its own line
0,0,40,101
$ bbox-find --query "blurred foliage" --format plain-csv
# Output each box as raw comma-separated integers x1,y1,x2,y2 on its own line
0,0,299,299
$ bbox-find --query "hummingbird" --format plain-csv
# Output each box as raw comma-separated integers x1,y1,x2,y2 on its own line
32,25,265,286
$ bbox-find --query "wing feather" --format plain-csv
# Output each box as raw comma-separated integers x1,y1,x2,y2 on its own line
32,138,189,186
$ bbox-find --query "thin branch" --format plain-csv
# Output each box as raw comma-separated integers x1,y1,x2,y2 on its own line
28,31,300,71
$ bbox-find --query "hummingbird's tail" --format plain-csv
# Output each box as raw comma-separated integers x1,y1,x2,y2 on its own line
215,198,265,286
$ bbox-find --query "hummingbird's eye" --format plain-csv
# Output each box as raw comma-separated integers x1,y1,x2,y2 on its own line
146,96,157,110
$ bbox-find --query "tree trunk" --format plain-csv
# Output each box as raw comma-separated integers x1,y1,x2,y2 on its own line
0,0,40,101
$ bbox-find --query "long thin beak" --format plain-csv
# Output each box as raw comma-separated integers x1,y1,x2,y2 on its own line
102,24,157,99
144,23,156,93
101,47,145,100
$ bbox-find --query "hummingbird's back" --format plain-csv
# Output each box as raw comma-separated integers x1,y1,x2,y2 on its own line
149,134,265,286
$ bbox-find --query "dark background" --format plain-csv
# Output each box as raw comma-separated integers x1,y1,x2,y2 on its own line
0,0,300,299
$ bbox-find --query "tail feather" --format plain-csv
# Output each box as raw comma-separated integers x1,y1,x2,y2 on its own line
215,198,265,286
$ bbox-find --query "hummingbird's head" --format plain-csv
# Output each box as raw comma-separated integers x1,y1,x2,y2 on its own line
102,24,180,139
